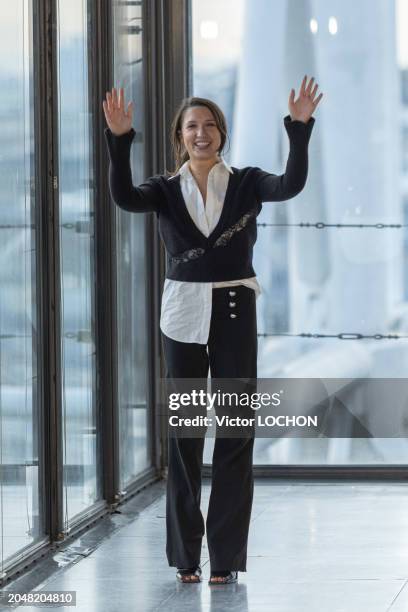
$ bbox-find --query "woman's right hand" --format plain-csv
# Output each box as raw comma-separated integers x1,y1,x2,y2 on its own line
102,86,133,136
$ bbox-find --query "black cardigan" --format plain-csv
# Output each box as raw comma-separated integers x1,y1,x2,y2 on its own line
104,115,315,282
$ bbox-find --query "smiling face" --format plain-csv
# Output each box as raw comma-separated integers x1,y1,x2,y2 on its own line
178,105,222,164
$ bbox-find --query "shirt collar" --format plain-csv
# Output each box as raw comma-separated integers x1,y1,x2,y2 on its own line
168,156,234,181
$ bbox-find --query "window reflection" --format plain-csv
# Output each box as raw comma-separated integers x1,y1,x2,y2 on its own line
56,0,100,521
113,0,151,485
0,0,42,570
192,0,408,465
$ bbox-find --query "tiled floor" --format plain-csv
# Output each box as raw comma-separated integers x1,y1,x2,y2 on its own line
4,479,408,611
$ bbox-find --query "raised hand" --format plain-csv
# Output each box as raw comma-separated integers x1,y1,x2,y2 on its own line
288,76,323,123
102,86,133,136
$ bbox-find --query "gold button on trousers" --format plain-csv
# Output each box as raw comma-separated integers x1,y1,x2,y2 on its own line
161,285,257,572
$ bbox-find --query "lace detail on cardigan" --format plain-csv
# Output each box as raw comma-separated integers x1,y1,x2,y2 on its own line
169,205,258,263
213,205,258,248
169,247,205,263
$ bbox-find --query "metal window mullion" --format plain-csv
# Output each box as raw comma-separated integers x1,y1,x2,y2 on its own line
91,0,121,506
37,0,64,541
151,0,190,474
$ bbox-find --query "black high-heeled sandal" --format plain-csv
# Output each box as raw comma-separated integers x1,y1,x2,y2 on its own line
208,570,238,585
176,565,202,583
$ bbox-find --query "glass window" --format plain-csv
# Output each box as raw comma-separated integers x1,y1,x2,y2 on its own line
0,1,44,570
402,126,408,172
56,0,101,522
191,0,408,466
113,0,151,486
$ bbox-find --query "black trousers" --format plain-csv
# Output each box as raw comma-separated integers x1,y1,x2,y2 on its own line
161,285,257,571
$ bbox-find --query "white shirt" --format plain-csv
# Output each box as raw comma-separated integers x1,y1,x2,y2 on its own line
160,157,262,344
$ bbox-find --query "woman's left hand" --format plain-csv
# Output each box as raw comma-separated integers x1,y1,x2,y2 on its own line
288,75,323,123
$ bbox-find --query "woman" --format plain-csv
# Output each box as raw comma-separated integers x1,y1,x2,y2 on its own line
102,76,323,585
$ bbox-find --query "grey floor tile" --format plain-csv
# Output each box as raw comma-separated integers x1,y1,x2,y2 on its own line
160,579,403,612
10,480,408,612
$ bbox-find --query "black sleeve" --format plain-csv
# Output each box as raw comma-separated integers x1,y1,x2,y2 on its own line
254,115,315,203
104,127,162,214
